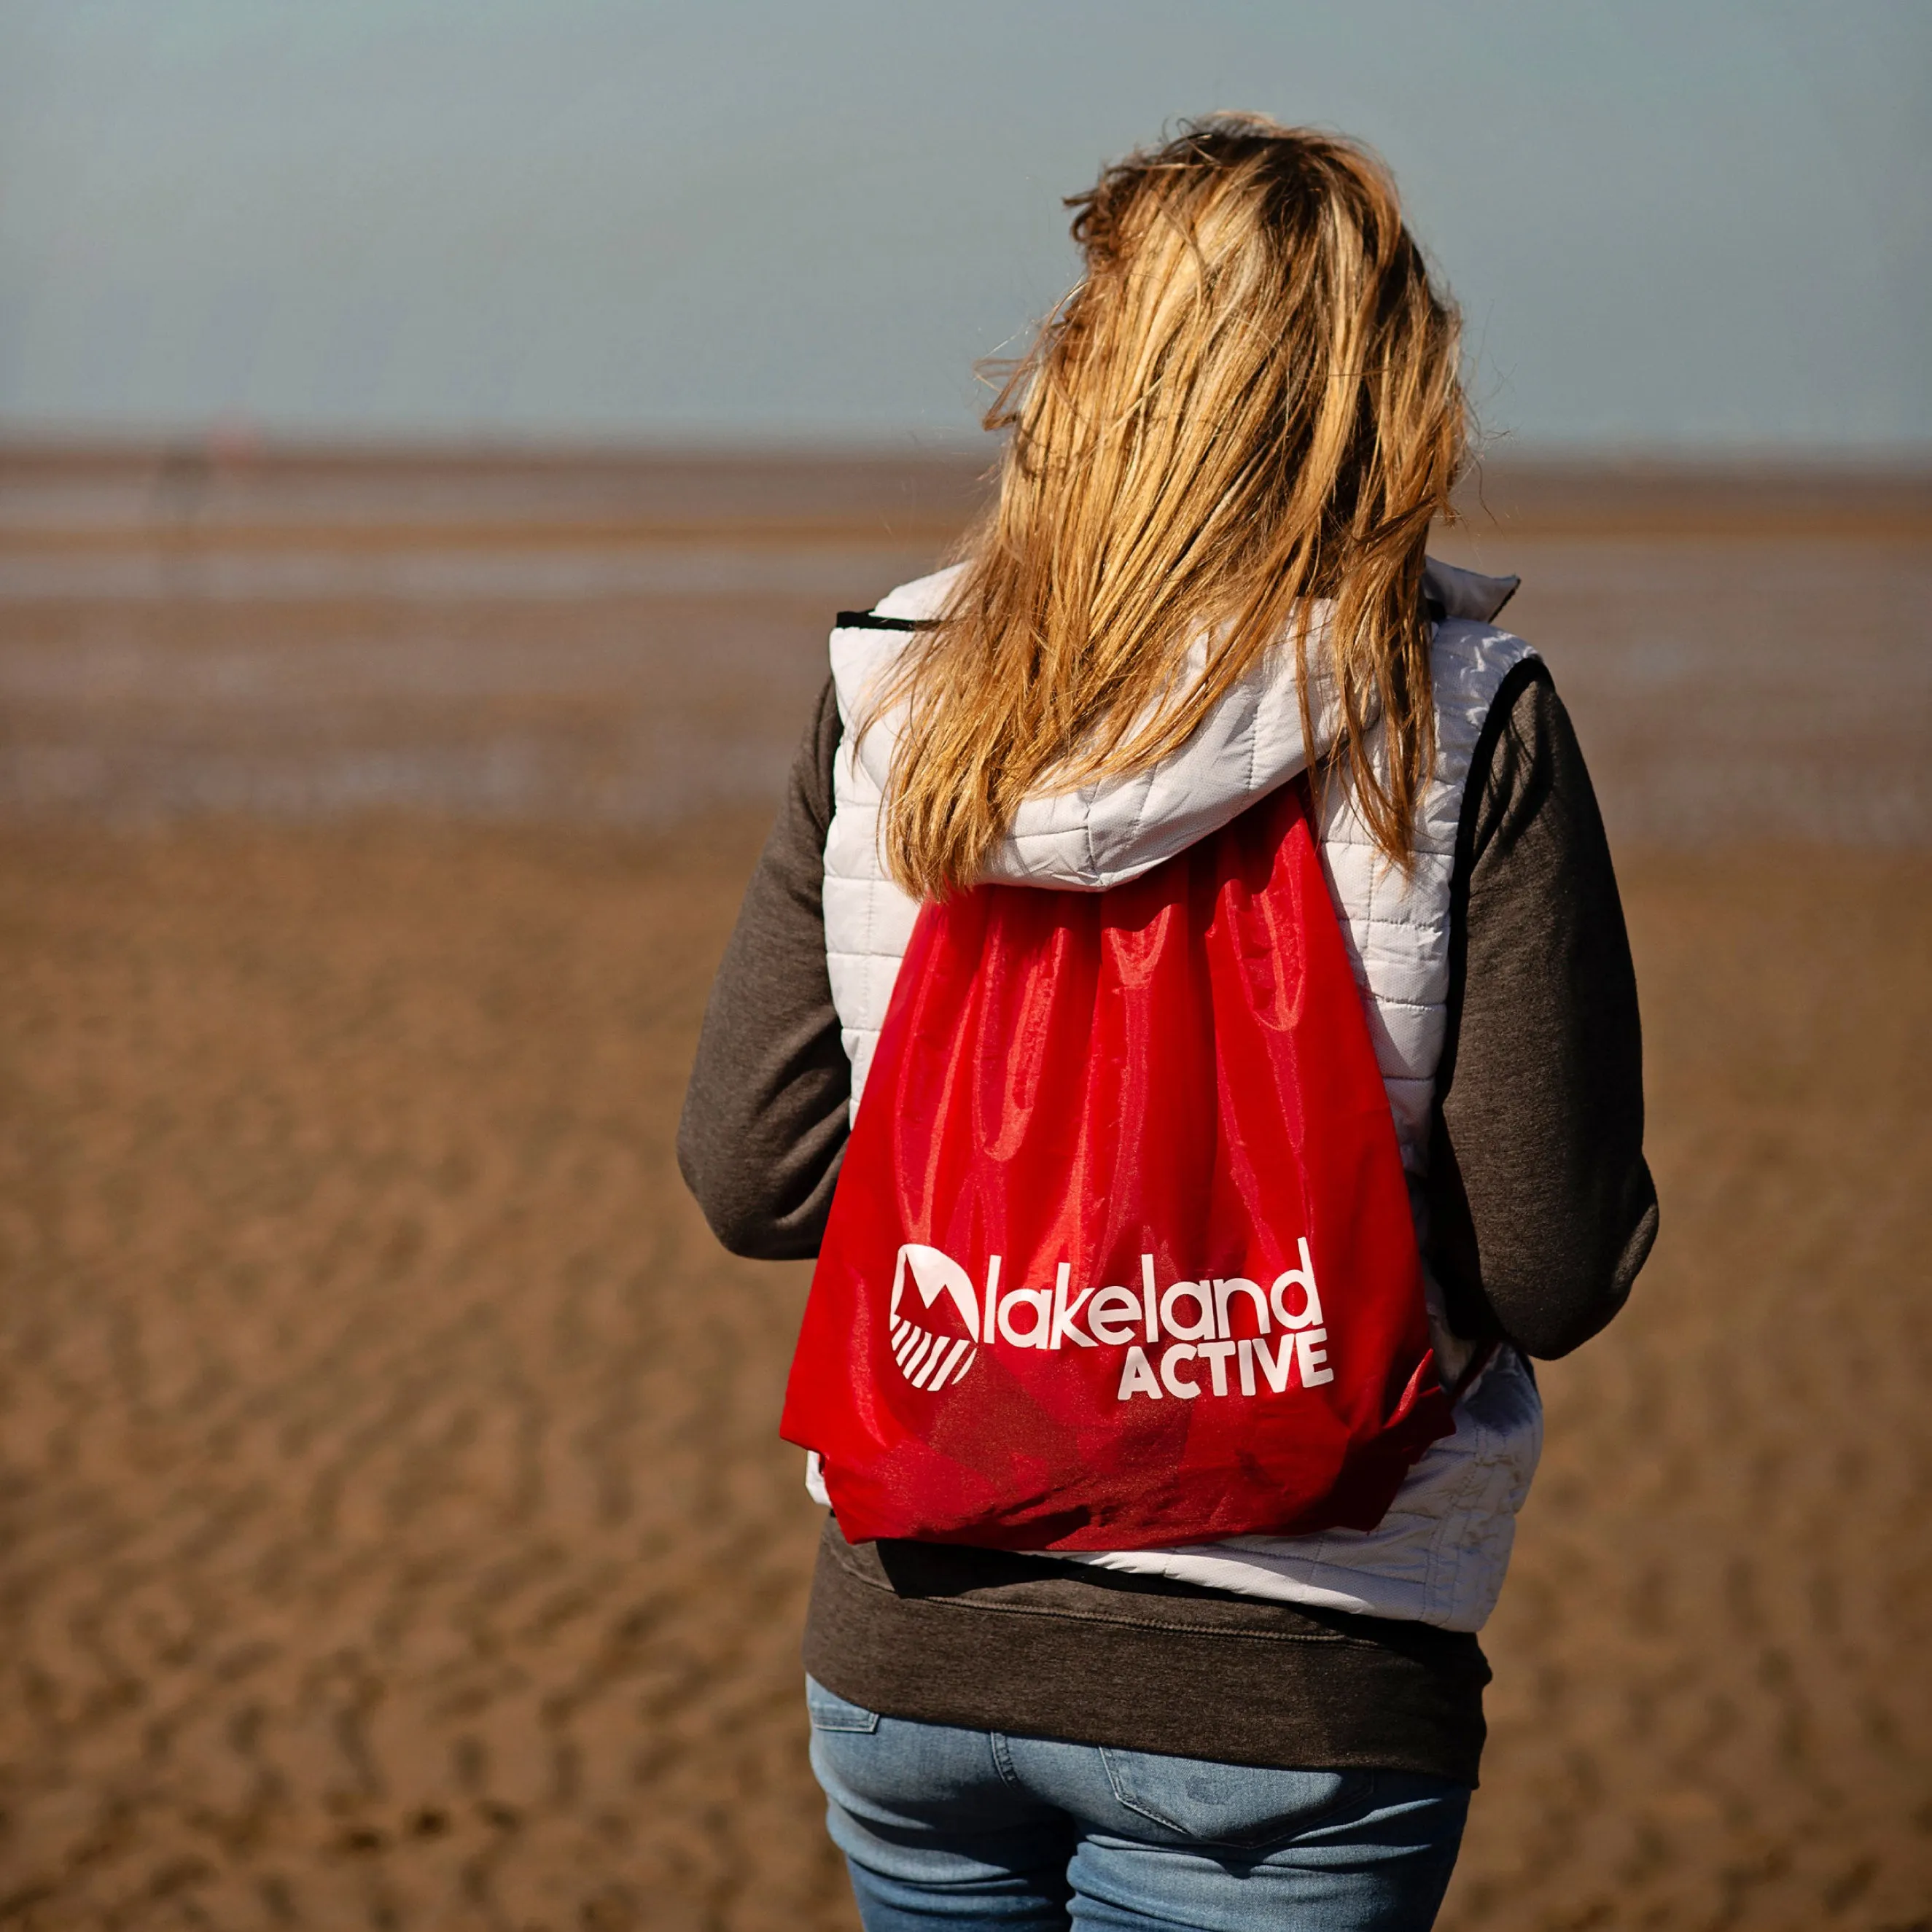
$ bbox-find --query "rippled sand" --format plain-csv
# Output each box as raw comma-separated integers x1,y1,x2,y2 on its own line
0,449,1927,1928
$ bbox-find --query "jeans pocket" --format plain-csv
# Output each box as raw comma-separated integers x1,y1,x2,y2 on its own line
1099,1749,1374,1849
806,1675,882,1734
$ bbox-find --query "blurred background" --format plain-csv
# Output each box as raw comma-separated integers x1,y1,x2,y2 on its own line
0,3,1927,1927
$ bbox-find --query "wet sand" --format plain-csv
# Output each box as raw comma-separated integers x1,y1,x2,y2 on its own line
3,448,1926,846
0,450,1928,1928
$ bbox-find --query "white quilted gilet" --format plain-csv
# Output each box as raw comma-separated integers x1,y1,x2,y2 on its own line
818,560,1543,1632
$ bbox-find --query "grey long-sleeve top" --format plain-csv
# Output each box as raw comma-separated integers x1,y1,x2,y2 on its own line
679,659,1656,1361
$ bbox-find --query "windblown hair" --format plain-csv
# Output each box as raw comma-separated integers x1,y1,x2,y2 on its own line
872,115,1467,897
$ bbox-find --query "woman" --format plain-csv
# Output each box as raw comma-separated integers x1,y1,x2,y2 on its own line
681,117,1656,1932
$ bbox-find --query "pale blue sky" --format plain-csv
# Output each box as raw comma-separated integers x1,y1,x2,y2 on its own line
1,1,1926,451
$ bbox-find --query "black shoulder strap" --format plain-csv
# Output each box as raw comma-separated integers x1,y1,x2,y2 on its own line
835,610,934,631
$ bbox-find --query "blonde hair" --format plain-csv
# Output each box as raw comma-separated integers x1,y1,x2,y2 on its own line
872,115,1466,898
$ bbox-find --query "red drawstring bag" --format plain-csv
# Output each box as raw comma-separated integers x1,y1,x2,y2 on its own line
781,780,1453,1551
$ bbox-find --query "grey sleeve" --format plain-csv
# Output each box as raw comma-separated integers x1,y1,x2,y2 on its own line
1425,660,1659,1359
676,675,852,1258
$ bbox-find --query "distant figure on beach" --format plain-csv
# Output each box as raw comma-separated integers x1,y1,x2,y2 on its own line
682,115,1656,1931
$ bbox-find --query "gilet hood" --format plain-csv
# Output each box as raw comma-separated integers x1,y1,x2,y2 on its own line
832,556,1517,894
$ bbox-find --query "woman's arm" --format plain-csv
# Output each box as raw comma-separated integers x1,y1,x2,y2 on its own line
677,677,851,1258
1425,660,1659,1358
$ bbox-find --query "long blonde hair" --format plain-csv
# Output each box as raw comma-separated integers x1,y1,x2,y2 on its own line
872,115,1467,897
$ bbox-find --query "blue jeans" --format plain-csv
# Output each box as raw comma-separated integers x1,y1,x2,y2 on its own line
806,1678,1468,1931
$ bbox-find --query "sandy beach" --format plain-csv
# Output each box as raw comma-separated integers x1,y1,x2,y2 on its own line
0,449,1926,1928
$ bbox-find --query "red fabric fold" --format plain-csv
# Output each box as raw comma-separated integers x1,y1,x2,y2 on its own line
782,780,1452,1550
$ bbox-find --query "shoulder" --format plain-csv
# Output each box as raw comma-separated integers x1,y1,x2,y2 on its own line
1419,555,1539,755
1452,647,1615,919
1431,618,1540,720
831,563,967,635
827,563,967,741
1422,618,1545,873
870,562,967,623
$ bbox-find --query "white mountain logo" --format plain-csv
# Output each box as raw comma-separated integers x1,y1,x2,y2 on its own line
888,1243,981,1390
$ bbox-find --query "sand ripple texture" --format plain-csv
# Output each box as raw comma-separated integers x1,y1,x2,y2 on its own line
0,824,837,1930
0,825,1924,1930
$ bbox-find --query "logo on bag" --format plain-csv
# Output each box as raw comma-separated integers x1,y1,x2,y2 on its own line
886,1241,1333,1401
889,1244,982,1390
